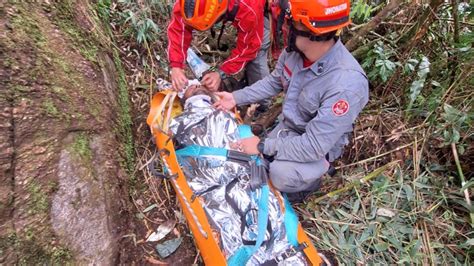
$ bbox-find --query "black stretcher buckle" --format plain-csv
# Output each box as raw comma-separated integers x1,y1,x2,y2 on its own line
227,150,253,163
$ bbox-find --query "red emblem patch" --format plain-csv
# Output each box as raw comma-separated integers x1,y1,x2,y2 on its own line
332,100,349,116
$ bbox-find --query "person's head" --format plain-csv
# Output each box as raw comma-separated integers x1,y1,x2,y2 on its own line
183,85,216,104
180,0,228,31
286,0,351,52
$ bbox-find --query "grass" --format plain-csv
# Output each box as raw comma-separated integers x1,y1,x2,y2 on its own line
72,133,92,161
51,246,73,264
42,99,60,117
302,166,474,265
0,231,72,264
27,181,49,215
54,0,99,64
114,48,136,182
52,86,73,103
93,0,136,182
9,8,46,48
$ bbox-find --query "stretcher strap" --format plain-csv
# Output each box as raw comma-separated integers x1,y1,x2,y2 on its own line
283,194,299,247
175,143,272,264
175,142,271,264
257,195,304,265
227,184,270,266
237,124,254,139
175,144,258,164
176,145,228,158
225,178,273,246
150,92,172,131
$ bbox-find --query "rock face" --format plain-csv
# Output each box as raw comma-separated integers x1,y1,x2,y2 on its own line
0,1,133,264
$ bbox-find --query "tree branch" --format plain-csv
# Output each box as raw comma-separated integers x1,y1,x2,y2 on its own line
345,0,403,51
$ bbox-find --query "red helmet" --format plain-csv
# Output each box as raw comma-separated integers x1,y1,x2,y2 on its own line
288,0,351,35
181,0,229,31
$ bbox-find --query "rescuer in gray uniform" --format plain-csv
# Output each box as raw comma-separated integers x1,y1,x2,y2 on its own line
214,0,369,201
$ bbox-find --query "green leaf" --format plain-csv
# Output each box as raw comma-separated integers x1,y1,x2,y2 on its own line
431,80,441,87
465,239,474,246
398,225,413,235
143,204,158,213
358,226,373,243
336,209,352,220
374,241,390,252
408,239,422,257
407,56,430,110
352,199,360,214
386,236,403,251
404,58,419,74
451,128,460,143
414,181,432,189
417,56,430,78
431,242,444,249
403,184,414,201
461,180,474,192
155,237,183,258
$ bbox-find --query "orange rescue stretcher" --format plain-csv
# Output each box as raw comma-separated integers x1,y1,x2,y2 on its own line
147,90,324,265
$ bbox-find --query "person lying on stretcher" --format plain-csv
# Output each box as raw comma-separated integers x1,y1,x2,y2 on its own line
168,85,308,265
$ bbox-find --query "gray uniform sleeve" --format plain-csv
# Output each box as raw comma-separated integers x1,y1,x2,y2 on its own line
264,89,368,162
232,51,287,105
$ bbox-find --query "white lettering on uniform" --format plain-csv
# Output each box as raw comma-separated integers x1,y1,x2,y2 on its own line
325,3,347,15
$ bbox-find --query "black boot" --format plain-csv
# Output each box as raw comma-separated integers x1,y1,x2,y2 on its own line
286,178,322,204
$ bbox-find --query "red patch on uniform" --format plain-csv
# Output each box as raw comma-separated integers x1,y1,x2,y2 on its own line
332,100,349,116
284,64,292,76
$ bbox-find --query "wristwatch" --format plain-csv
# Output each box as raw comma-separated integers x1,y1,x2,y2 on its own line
257,139,265,154
217,69,227,80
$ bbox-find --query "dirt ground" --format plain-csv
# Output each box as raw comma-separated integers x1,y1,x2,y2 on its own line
0,1,137,263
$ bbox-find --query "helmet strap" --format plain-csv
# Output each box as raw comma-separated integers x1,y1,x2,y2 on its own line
286,23,302,53
286,22,335,54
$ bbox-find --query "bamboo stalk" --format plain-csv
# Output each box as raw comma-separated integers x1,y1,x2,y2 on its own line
336,143,413,169
451,143,474,226
308,217,360,226
145,41,155,102
423,220,435,266
309,161,398,207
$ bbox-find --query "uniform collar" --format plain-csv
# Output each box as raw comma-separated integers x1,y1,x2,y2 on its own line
308,39,343,76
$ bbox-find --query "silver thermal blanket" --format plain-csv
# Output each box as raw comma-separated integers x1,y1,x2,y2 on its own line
170,95,307,265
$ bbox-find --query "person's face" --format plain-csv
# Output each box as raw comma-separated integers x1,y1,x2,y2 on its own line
184,85,213,101
184,85,200,99
293,21,312,52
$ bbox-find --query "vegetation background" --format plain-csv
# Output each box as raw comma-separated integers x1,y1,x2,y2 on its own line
100,0,473,264
1,0,471,264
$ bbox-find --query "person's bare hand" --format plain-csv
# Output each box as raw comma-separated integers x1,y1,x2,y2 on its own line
232,136,260,155
201,72,221,92
171,67,188,91
213,91,236,111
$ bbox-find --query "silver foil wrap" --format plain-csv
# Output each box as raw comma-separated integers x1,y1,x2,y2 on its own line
170,96,307,265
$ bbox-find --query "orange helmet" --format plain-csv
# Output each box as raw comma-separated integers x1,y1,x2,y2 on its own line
288,0,351,35
181,0,229,31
